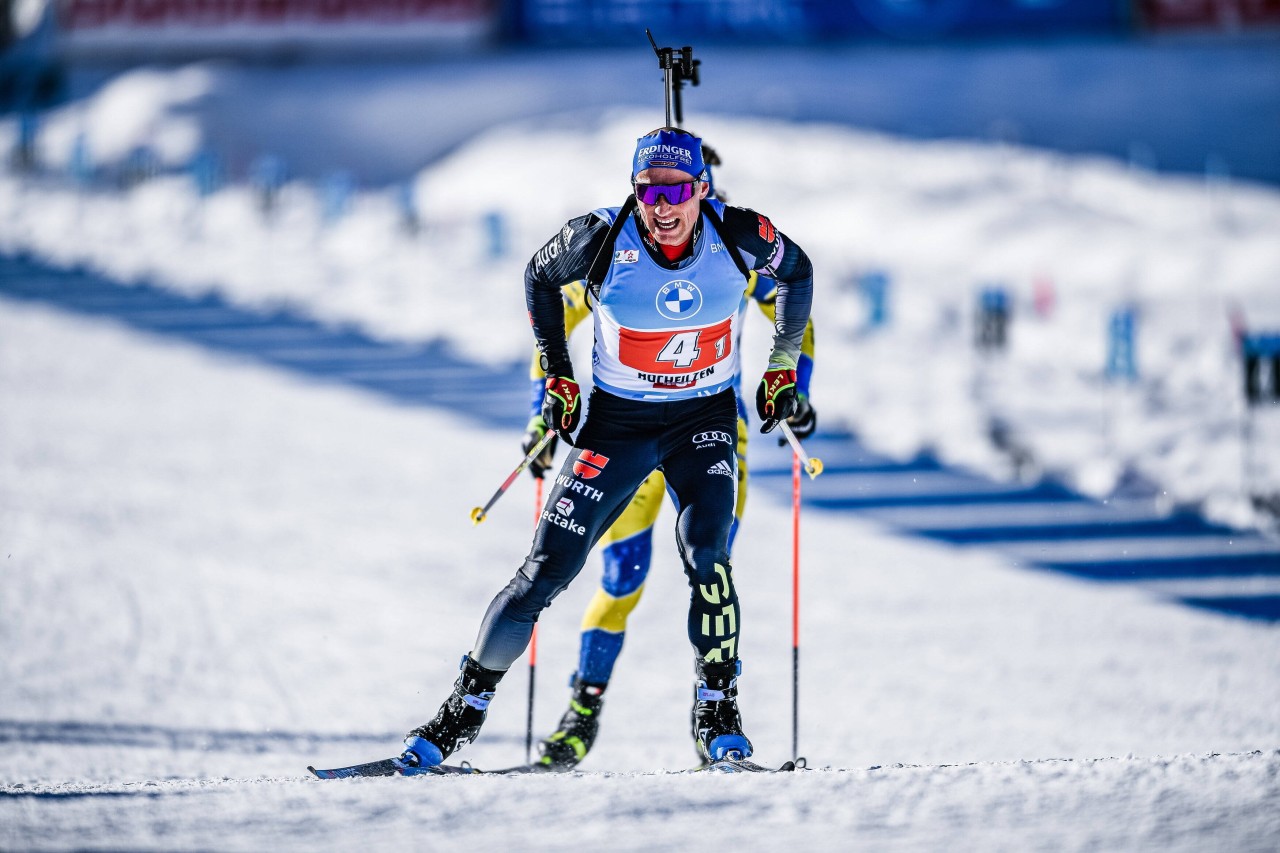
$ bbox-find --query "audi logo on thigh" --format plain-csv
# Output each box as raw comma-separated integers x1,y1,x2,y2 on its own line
692,431,733,446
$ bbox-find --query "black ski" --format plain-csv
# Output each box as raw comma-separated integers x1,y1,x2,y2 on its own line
310,755,806,779
308,756,481,779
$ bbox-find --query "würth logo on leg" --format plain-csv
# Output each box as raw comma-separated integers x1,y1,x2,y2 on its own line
572,451,610,480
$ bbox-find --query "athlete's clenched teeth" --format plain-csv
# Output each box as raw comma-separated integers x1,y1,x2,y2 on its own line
656,217,678,230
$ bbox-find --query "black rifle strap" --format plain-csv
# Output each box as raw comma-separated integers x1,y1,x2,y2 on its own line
585,194,638,302
700,200,752,282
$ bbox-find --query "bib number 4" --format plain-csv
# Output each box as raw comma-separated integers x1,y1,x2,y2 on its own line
657,330,704,368
619,317,734,375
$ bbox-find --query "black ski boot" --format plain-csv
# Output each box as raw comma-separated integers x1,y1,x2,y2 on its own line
537,675,606,769
691,657,753,763
402,655,504,768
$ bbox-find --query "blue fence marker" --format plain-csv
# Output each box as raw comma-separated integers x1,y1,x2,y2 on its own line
1242,333,1280,405
69,133,93,187
120,145,159,189
322,171,355,224
976,285,1010,351
397,182,421,234
188,149,224,198
1106,305,1139,382
12,111,38,171
857,270,891,331
483,210,507,259
249,154,288,214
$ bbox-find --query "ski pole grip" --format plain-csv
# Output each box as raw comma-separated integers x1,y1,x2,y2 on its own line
778,422,823,479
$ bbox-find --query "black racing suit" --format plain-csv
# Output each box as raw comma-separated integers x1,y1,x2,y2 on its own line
470,201,814,671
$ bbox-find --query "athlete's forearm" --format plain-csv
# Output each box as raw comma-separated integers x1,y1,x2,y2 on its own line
525,277,572,376
770,274,812,367
524,216,609,376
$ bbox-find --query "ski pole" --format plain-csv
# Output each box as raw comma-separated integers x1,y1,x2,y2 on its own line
526,477,544,764
778,421,823,479
470,430,556,525
790,447,802,762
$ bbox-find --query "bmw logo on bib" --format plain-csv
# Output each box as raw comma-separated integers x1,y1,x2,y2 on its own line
656,280,702,321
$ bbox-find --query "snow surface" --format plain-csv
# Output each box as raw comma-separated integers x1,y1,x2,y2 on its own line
2,52,1280,850
3,297,1278,850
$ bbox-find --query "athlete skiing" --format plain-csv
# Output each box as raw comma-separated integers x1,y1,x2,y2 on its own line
399,126,814,770
520,142,818,769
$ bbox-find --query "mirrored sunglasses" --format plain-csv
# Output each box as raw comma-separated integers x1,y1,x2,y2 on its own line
633,181,698,206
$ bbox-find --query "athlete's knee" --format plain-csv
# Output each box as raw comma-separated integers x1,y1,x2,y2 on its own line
508,556,577,617
600,530,653,597
677,526,730,585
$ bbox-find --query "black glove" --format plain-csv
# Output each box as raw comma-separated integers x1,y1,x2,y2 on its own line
781,394,817,443
522,416,559,479
541,375,581,443
756,367,797,434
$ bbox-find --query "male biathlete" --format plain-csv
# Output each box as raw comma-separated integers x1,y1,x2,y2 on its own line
398,126,814,769
520,143,817,769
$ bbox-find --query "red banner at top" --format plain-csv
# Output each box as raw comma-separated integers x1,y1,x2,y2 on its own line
1137,0,1280,29
62,0,495,28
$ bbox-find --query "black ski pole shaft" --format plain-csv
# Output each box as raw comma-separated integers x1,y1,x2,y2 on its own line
526,627,538,764
469,430,556,525
526,477,544,764
791,449,801,761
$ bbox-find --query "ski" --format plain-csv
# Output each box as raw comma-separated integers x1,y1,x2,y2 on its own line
308,756,482,779
310,755,806,778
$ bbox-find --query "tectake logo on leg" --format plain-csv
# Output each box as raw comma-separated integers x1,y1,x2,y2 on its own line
555,497,575,516
541,509,586,536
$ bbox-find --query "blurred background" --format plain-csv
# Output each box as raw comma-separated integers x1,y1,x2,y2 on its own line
3,0,1279,184
2,3,1279,537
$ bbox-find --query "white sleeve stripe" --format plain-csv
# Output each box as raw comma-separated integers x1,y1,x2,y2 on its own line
763,236,787,275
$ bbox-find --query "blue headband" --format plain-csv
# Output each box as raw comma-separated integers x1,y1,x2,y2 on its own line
633,129,704,179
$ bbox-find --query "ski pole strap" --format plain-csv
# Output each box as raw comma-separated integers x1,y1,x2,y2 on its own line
779,421,823,479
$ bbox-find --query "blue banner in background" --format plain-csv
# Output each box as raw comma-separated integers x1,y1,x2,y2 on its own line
516,0,1128,42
